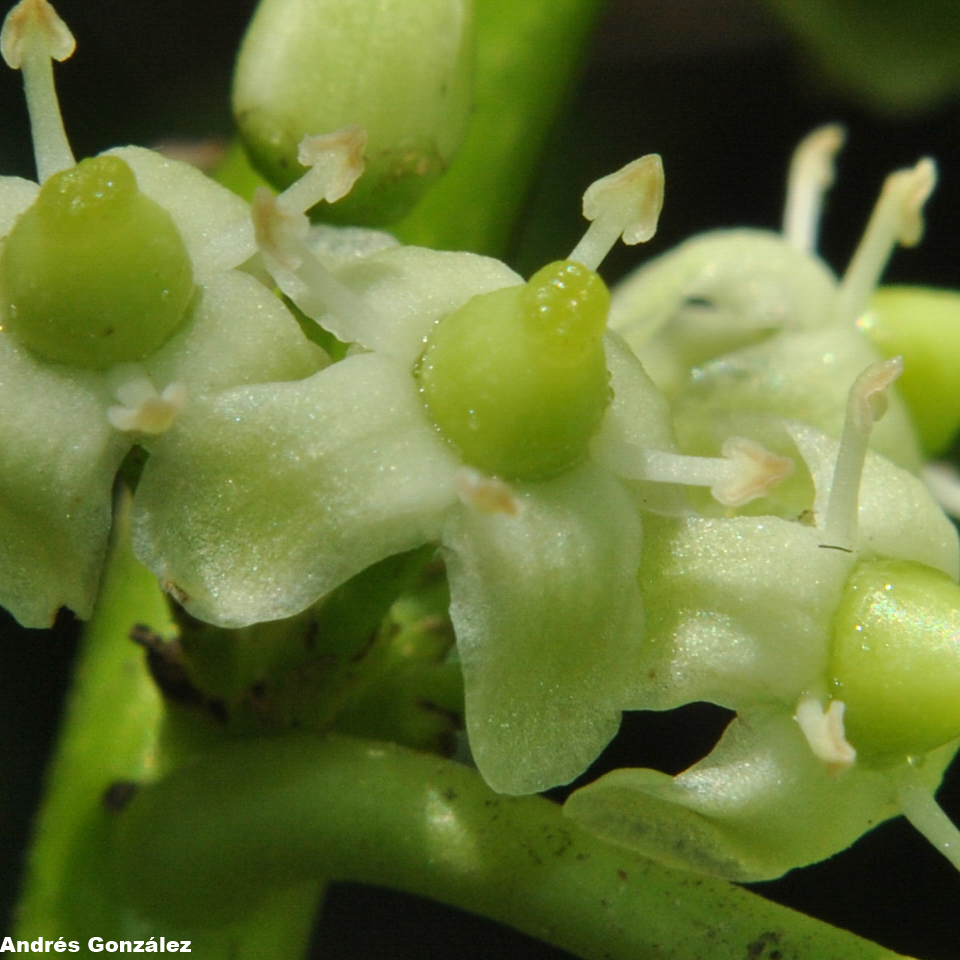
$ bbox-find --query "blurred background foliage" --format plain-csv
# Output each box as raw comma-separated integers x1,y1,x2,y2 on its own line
2,0,960,957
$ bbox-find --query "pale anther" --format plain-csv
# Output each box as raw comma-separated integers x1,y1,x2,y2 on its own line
1,0,74,68
568,154,664,271
455,467,521,516
822,356,903,550
783,123,845,254
794,697,856,771
837,158,936,326
278,126,368,215
107,368,187,435
710,437,795,507
602,437,793,507
2,0,76,183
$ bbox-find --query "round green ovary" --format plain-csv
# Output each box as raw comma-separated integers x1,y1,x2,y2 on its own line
830,558,960,762
0,155,194,370
415,260,611,481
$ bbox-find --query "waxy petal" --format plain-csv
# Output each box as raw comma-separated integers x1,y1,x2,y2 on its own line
134,352,461,627
144,270,325,397
109,146,257,277
444,462,644,795
0,335,128,625
790,422,960,578
0,174,39,237
565,710,900,881
636,513,853,711
313,245,522,360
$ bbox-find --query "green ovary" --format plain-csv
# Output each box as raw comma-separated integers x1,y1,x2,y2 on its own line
829,558,960,763
415,260,611,481
0,155,194,369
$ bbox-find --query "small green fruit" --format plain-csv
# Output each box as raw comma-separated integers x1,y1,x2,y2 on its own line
0,155,194,369
830,558,960,763
416,260,611,481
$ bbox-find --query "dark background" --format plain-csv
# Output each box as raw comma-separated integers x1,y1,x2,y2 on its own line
1,0,960,956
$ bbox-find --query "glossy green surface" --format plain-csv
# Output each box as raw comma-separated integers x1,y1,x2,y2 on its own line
416,260,610,479
0,156,193,369
831,558,960,762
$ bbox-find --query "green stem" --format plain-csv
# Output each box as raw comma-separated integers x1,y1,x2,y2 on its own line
13,498,323,956
393,0,609,256
112,734,904,960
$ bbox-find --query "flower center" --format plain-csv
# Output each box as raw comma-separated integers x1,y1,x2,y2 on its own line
0,154,194,369
415,260,611,481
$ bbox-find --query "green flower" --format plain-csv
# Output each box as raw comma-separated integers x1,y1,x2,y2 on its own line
0,0,322,626
609,125,935,486
565,363,960,879
132,148,792,794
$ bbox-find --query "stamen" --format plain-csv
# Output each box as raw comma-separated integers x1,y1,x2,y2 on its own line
455,467,521,516
278,127,367,216
1,0,75,183
106,366,187,435
898,778,960,873
794,697,856,771
568,154,664,271
600,436,793,507
252,187,374,346
782,124,845,254
822,357,903,550
837,159,936,325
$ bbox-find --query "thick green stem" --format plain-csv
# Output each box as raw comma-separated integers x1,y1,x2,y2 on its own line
393,0,609,256
113,734,904,960
13,499,323,956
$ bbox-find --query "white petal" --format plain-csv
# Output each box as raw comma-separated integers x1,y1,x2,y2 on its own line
133,352,460,627
327,245,523,361
0,174,39,237
590,331,690,515
635,512,853,710
789,422,960,578
565,709,898,881
144,270,325,397
444,462,644,795
0,334,127,625
108,145,257,276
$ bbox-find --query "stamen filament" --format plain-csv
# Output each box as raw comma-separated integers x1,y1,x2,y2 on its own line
1,0,76,182
568,154,664,271
252,188,375,346
601,436,793,507
782,124,845,254
837,159,936,325
898,779,960,873
822,357,903,550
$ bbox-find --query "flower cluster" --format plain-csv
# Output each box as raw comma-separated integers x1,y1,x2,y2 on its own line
565,127,960,879
5,0,960,882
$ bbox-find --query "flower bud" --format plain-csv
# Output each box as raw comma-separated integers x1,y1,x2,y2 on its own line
233,0,473,226
0,155,194,369
415,260,611,481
